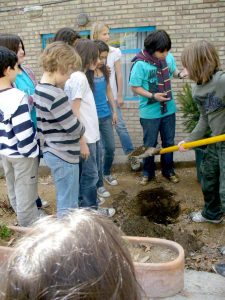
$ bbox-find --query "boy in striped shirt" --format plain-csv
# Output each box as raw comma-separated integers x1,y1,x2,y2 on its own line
34,42,85,217
0,47,40,226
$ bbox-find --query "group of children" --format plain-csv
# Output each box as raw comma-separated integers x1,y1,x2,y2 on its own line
0,24,225,232
0,21,225,295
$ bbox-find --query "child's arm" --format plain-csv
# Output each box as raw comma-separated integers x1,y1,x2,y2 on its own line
71,99,90,160
51,94,85,138
114,59,124,107
12,96,38,157
106,83,117,125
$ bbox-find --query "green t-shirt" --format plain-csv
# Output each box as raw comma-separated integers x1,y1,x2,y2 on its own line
129,52,177,119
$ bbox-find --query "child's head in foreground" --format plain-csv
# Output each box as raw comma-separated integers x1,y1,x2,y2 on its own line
181,40,220,84
40,41,81,86
1,209,141,300
0,46,18,82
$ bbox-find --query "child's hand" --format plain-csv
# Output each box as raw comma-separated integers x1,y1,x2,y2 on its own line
179,68,189,79
154,93,170,102
178,141,188,152
80,137,90,160
112,112,118,125
117,96,124,107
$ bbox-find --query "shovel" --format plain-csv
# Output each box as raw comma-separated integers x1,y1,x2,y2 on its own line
130,134,225,160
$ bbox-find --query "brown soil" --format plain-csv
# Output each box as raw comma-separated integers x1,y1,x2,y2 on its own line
1,165,225,272
126,242,178,263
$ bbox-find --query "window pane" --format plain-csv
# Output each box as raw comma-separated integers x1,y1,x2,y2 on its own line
109,30,151,100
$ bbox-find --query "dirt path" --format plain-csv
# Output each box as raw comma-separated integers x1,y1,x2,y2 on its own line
1,166,225,272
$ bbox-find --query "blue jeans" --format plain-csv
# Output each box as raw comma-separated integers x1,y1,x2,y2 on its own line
97,116,115,188
43,152,79,217
140,113,176,178
115,104,134,155
79,142,99,208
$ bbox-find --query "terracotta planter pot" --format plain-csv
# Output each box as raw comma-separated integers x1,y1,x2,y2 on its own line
124,236,185,298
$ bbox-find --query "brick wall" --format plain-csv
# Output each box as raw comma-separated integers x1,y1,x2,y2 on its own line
1,0,225,150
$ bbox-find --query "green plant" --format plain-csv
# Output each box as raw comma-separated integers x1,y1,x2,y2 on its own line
177,83,200,133
177,83,211,137
0,224,12,239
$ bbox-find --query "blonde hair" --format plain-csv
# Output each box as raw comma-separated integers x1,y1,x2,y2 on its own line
181,40,220,84
1,210,141,300
91,22,109,40
40,41,81,74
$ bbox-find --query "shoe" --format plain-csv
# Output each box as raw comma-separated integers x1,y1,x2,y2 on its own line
139,176,155,186
97,196,105,206
41,200,49,208
97,207,116,217
212,263,225,277
97,186,110,198
218,246,225,255
129,156,142,171
140,176,149,186
165,173,180,183
190,211,223,224
104,175,118,186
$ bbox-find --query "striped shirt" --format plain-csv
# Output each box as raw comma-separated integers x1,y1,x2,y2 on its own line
34,83,84,164
0,88,39,158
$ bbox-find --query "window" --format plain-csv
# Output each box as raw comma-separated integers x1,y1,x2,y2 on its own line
41,26,155,100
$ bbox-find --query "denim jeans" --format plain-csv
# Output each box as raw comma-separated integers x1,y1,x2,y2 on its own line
201,142,225,220
97,116,115,188
140,113,176,178
79,141,99,208
115,103,134,155
43,152,79,217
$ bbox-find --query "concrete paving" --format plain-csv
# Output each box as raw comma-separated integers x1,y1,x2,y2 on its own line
154,269,225,300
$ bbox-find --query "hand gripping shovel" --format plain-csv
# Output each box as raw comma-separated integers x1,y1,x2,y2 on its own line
129,134,225,161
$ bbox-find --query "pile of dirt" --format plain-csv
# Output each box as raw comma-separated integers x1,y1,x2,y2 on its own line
1,167,225,272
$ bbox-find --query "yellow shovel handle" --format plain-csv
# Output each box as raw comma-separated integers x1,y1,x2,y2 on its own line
159,134,225,155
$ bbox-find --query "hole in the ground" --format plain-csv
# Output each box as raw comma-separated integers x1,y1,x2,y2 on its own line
137,187,181,225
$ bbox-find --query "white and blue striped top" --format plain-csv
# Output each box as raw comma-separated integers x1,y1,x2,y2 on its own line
0,88,39,158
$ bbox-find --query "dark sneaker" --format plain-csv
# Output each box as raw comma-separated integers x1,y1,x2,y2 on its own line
97,195,105,206
104,175,118,186
190,211,223,224
212,263,225,277
97,186,110,198
218,246,225,255
129,156,142,171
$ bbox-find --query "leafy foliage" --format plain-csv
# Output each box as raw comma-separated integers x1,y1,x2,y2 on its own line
0,224,12,239
177,83,200,133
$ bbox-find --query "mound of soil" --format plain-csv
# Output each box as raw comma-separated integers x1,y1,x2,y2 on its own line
1,166,225,272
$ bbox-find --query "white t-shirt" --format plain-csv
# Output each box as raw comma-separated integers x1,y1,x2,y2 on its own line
64,71,100,144
106,46,122,101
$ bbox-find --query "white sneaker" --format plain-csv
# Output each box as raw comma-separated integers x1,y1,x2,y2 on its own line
41,200,49,208
190,211,223,224
97,196,105,206
98,207,116,218
104,175,118,186
97,187,110,198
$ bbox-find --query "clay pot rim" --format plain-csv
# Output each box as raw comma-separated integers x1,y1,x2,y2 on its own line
123,236,184,270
